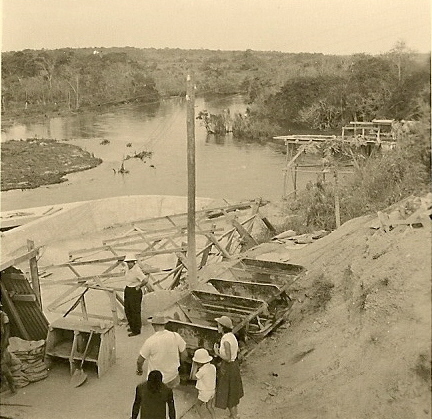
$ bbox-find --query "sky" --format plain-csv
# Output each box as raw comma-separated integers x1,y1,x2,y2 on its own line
1,0,430,55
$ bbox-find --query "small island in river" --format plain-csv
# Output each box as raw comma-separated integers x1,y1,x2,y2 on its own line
1,138,102,191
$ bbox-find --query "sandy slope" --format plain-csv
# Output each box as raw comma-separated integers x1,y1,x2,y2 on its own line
239,214,431,419
1,206,430,419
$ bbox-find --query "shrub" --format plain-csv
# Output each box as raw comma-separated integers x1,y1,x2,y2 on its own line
232,112,279,141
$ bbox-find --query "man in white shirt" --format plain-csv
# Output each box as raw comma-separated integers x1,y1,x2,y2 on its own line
136,315,187,388
123,254,157,337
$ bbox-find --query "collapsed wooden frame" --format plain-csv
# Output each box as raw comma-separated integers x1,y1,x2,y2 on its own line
41,200,276,324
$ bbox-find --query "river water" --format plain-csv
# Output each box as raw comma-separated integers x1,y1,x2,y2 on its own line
1,95,317,211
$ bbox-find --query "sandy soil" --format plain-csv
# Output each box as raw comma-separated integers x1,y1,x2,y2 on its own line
239,213,431,419
1,204,431,419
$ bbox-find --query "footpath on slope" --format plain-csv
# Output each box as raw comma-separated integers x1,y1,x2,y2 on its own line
237,197,431,419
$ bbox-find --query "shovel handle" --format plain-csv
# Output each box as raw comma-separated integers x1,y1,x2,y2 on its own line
79,330,94,368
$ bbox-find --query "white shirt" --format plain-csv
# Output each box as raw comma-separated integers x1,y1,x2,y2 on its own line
220,332,238,362
139,329,186,383
123,263,146,288
195,363,216,392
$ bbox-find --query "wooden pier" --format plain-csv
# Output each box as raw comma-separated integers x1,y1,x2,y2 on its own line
274,120,399,201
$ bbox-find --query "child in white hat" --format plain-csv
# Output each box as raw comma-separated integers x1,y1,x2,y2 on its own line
192,348,216,419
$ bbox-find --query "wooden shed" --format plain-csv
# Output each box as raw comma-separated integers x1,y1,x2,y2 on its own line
0,246,49,341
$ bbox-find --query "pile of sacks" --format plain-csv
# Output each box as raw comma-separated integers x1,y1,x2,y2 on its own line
8,337,48,387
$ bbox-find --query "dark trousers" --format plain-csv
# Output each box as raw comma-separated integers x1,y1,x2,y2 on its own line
124,286,143,334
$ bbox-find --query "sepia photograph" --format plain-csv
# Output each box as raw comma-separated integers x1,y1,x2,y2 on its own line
1,1,431,418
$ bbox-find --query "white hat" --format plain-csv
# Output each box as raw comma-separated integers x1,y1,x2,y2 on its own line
149,314,169,325
215,316,233,330
192,348,212,363
124,253,137,262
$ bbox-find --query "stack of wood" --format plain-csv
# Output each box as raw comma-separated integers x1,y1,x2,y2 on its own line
370,194,432,233
271,229,329,245
8,337,48,385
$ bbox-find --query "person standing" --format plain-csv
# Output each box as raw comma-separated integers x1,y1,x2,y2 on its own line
192,348,216,419
123,254,156,337
136,315,187,388
131,370,176,419
213,316,243,419
0,304,16,394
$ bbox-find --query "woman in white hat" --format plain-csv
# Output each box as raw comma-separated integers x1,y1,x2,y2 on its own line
213,316,243,419
192,348,216,419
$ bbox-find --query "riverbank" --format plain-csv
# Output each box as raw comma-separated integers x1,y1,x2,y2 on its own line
1,139,102,191
1,94,172,128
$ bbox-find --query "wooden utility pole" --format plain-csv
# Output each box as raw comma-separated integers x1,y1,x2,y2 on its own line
186,73,197,289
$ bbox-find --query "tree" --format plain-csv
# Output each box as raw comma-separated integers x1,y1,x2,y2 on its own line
388,40,414,83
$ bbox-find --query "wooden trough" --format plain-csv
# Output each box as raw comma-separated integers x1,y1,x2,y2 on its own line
165,258,305,378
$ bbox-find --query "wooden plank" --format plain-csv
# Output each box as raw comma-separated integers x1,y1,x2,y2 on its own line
47,255,126,268
0,248,39,272
50,310,114,321
67,264,82,277
62,290,89,318
68,244,116,259
203,233,232,259
107,290,119,325
46,272,125,285
231,219,258,249
10,294,37,302
27,240,42,308
155,264,183,287
199,237,213,268
46,284,82,311
259,215,277,235
137,247,187,257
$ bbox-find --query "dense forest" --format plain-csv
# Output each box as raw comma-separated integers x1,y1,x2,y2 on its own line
2,42,429,136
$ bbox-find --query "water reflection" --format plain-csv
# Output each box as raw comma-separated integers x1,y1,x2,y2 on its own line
1,95,316,211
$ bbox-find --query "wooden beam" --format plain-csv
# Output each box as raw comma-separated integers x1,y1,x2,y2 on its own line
47,272,125,285
231,219,258,250
0,248,39,272
203,233,232,259
27,240,42,308
10,294,37,302
136,247,187,257
47,284,82,311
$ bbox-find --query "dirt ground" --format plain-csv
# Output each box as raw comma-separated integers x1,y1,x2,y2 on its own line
1,203,431,419
239,210,431,419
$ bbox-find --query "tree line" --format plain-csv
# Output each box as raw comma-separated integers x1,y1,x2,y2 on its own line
0,46,368,116
1,42,430,135
234,41,430,139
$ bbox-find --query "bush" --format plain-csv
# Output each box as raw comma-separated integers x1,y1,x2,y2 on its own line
232,112,279,141
286,108,431,232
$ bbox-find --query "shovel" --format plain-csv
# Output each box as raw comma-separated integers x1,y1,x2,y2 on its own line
70,330,94,387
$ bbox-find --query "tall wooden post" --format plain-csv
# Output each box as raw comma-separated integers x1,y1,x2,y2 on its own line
186,73,197,289
27,240,42,308
333,166,341,229
75,75,79,109
282,141,291,200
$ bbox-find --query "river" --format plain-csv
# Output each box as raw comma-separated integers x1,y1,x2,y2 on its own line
1,95,317,211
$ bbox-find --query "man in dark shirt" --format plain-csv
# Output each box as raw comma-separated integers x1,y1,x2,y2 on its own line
131,370,176,419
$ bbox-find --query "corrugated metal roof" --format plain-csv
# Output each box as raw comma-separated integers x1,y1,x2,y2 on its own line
0,267,49,341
